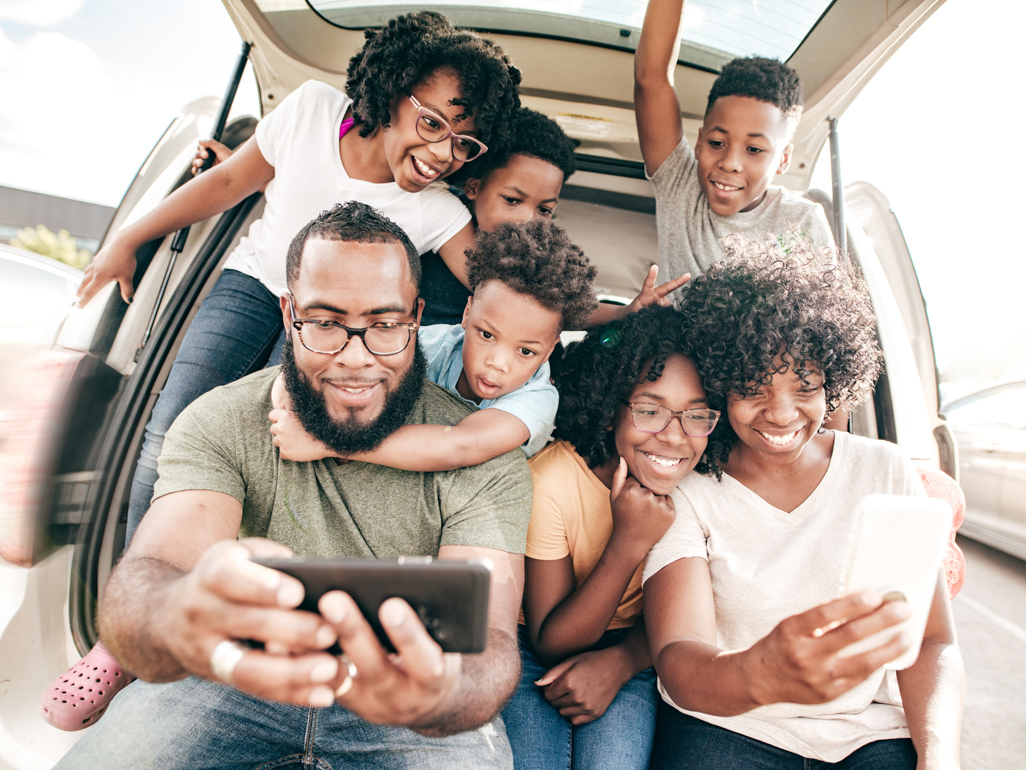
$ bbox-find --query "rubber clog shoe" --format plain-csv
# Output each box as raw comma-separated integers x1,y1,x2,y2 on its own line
40,642,134,730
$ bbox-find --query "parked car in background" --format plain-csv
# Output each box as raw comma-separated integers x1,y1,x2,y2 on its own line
943,380,1026,561
0,1,956,767
0,244,82,349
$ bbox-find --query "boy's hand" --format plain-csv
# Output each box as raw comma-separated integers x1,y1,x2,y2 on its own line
608,458,676,559
192,139,233,176
269,377,337,462
535,647,632,725
626,265,691,314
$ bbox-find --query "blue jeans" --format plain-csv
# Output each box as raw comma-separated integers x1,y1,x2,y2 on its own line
650,702,918,769
501,625,658,770
54,676,513,769
126,269,287,543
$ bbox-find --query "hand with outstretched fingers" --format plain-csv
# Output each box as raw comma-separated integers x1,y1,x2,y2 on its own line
319,591,461,727
626,265,691,314
158,538,342,707
742,591,913,707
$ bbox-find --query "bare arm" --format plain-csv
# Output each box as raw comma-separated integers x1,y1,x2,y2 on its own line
634,0,687,175
585,266,691,327
895,574,964,770
270,404,532,469
98,491,342,704
77,137,275,306
435,222,477,290
525,462,674,666
646,557,917,716
325,545,524,736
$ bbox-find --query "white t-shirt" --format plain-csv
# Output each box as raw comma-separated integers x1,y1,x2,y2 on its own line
643,431,927,762
223,80,472,298
648,135,834,298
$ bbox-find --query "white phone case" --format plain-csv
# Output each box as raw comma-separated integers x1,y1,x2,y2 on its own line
838,494,953,670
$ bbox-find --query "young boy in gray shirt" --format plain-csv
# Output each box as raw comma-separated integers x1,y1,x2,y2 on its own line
634,0,834,290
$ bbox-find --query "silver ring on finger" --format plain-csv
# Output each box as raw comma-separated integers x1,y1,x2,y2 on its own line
210,640,248,684
335,653,358,697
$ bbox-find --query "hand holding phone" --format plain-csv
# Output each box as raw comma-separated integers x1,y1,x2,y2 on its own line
838,494,953,669
251,556,492,654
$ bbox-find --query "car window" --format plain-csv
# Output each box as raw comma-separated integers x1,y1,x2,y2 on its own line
947,389,1026,430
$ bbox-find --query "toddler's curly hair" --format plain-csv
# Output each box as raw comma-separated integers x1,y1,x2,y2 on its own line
553,306,723,475
678,234,882,465
346,12,521,155
707,56,803,131
466,220,597,332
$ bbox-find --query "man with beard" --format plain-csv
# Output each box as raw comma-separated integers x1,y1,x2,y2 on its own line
57,202,533,770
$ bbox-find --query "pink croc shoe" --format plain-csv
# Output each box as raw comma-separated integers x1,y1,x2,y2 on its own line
40,642,134,730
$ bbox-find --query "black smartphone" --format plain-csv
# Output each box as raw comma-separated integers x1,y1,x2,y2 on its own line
252,556,492,654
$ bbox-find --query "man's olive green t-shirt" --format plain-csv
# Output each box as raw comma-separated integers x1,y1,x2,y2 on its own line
153,367,532,558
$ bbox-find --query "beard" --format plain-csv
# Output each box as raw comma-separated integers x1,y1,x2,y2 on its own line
279,336,426,455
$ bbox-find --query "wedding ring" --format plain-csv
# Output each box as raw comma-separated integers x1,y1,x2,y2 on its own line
210,640,248,684
335,653,358,697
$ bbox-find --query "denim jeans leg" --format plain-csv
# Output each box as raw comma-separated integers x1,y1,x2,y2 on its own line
125,269,285,543
501,626,572,770
571,665,658,770
53,677,312,770
829,739,917,769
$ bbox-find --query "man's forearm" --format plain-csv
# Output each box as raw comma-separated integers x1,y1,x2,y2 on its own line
98,556,190,682
410,627,520,737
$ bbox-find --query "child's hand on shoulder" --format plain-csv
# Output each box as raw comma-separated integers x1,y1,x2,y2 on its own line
269,374,336,462
609,458,676,553
625,265,691,315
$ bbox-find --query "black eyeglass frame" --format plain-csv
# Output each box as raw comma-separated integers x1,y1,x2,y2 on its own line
287,293,419,356
620,400,721,437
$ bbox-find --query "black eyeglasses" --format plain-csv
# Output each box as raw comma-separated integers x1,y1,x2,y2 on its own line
287,294,418,356
621,401,720,437
407,94,488,161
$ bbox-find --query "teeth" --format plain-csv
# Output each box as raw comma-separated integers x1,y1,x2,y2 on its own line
342,387,370,394
712,181,741,191
414,157,439,178
758,430,799,447
643,452,682,468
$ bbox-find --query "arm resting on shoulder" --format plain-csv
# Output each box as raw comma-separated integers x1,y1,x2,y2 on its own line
348,408,531,470
895,574,964,770
436,222,477,290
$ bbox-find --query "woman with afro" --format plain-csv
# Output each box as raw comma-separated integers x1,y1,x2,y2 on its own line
643,236,964,769
502,306,721,769
45,11,521,733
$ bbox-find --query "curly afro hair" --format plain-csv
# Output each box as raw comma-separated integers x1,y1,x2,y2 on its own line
553,306,724,475
466,219,597,331
345,12,521,155
463,107,576,184
678,234,882,465
707,56,804,131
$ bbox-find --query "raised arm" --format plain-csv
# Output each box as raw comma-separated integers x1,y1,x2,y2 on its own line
645,557,916,717
524,462,673,665
76,137,275,306
586,265,692,327
634,0,688,175
895,574,964,769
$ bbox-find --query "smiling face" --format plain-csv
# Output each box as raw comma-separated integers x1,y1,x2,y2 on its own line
696,95,794,216
280,237,425,432
383,68,477,193
727,357,828,466
456,279,562,404
610,354,710,495
463,153,565,233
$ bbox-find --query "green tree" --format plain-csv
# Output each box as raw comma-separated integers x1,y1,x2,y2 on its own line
11,225,91,270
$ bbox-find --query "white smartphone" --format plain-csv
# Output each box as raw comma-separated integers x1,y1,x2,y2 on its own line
837,494,953,670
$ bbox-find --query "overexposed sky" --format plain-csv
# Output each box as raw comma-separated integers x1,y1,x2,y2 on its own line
0,0,1021,385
